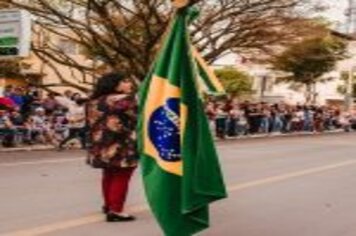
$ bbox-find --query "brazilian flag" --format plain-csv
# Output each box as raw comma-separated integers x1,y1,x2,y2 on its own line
138,7,227,236
192,45,225,96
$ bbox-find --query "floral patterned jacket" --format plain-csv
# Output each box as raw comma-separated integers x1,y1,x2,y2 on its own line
86,94,138,169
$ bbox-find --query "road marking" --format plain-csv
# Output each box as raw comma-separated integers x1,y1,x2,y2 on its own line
3,159,356,236
227,160,356,191
0,158,84,167
1,205,149,236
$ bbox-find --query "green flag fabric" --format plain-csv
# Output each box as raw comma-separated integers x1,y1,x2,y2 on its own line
192,46,226,96
138,7,227,236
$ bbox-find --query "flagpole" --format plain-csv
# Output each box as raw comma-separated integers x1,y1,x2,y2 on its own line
147,1,191,73
171,0,190,8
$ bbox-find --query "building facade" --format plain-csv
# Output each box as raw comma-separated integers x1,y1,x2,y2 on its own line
214,33,356,107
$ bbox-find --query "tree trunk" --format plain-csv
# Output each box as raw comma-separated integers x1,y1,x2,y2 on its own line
305,83,312,104
311,82,317,105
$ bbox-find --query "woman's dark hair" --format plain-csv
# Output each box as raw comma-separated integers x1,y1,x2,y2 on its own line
71,92,81,101
91,73,125,99
75,98,88,106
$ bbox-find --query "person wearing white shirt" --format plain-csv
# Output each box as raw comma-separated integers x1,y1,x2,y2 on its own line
58,98,87,150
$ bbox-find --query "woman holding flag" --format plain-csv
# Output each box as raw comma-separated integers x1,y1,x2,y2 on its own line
86,73,138,222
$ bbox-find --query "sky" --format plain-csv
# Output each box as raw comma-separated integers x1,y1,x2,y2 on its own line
215,0,350,66
320,0,348,27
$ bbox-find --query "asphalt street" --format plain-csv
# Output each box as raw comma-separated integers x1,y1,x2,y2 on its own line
1,133,356,236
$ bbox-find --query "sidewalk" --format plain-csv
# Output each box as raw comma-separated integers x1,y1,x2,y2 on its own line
216,129,348,142
0,129,350,153
0,144,55,152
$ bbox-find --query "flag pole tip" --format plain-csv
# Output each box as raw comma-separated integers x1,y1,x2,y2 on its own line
172,0,190,8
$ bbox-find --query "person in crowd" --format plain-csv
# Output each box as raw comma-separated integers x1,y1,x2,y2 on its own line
339,111,352,132
28,107,55,144
55,90,76,109
323,107,334,130
52,109,69,142
314,108,324,133
303,106,314,132
71,92,82,102
235,104,249,136
26,86,42,115
43,92,60,116
270,104,284,133
295,106,305,132
205,102,216,137
351,110,356,130
0,109,15,147
58,98,87,150
87,73,138,222
3,85,13,97
9,109,32,144
282,105,293,133
227,102,240,137
289,107,298,132
7,87,25,110
215,103,228,139
0,96,16,110
21,86,35,118
27,85,40,99
246,103,263,134
260,104,271,134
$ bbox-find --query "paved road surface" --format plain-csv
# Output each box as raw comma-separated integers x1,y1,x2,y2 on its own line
1,133,356,236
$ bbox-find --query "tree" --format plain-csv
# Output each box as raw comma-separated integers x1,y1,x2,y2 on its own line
0,60,21,78
272,35,347,103
215,67,253,97
3,0,324,91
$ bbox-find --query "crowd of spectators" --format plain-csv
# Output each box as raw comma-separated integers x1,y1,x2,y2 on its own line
0,85,86,148
1,85,355,148
205,99,356,139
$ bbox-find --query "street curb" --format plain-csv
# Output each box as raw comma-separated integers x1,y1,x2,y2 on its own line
0,130,352,153
0,145,54,153
215,130,350,143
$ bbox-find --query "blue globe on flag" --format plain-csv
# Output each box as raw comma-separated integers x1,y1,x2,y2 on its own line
148,98,181,162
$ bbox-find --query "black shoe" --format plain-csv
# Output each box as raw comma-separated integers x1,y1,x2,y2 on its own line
102,206,109,214
106,212,136,222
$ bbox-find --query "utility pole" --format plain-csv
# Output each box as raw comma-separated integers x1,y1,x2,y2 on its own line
346,0,356,33
346,67,354,111
345,0,356,111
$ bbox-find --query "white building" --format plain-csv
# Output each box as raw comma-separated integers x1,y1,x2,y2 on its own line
214,32,356,106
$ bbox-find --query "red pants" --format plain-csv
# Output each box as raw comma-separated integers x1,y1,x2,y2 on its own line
102,168,135,213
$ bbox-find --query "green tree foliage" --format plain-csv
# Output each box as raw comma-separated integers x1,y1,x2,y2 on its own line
215,67,253,97
273,35,347,103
